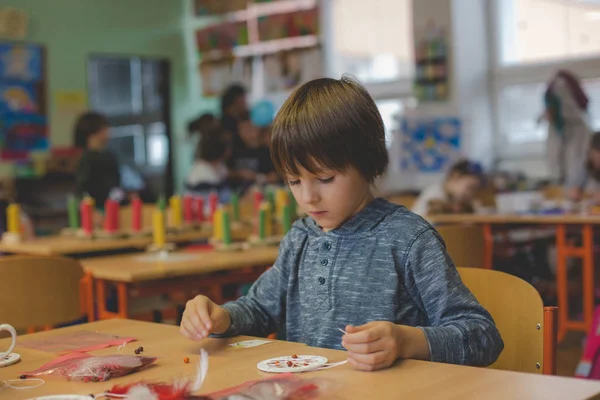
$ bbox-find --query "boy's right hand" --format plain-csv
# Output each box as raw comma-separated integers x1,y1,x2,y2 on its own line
180,295,231,341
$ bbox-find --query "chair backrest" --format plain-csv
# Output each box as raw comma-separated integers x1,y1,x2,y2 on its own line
457,267,546,374
0,255,84,330
436,225,485,269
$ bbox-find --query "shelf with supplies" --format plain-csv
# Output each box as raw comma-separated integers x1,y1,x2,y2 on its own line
190,0,323,99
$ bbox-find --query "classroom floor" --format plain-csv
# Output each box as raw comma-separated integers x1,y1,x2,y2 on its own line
558,332,585,377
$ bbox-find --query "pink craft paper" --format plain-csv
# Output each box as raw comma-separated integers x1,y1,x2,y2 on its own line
19,330,137,354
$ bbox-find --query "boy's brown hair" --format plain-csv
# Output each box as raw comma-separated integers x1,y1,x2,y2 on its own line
270,75,388,182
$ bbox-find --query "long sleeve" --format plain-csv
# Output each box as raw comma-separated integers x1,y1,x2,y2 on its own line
218,232,295,337
402,228,504,366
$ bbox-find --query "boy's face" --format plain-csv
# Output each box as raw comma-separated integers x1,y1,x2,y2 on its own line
286,165,373,232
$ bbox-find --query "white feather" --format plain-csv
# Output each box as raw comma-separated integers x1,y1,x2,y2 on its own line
191,348,209,392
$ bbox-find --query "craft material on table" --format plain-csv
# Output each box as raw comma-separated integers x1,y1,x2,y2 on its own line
257,355,340,373
19,331,136,354
228,339,272,349
22,352,156,382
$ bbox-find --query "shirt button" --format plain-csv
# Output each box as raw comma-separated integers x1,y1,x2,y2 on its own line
318,277,326,285
321,258,329,266
323,242,332,251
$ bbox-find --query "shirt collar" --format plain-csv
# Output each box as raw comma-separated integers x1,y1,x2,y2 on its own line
304,197,398,237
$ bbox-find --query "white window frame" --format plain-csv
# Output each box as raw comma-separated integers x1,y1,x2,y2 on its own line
489,0,600,167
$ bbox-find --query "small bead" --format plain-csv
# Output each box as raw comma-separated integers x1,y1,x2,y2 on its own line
183,357,190,363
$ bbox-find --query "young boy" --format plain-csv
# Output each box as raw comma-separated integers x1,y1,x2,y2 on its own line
180,76,503,371
186,126,230,194
412,159,484,217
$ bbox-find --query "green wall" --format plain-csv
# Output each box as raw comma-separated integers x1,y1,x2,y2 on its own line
1,0,203,191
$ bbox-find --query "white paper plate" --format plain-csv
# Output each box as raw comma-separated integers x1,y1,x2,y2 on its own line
257,355,328,373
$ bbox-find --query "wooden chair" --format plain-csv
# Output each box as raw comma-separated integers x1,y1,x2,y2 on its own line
0,255,86,331
457,267,557,375
436,225,485,269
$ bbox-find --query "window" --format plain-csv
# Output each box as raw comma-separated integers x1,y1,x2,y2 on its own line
330,0,414,83
88,56,172,197
498,0,600,65
495,78,600,158
497,82,546,145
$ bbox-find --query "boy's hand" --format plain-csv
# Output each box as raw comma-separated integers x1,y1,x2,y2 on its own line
342,322,430,371
180,295,231,341
341,322,401,371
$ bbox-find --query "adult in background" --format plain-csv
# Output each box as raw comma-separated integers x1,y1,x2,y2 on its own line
543,70,592,199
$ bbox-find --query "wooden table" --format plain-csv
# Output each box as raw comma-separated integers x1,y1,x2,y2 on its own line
1,319,599,400
80,246,279,320
430,213,600,341
0,226,252,257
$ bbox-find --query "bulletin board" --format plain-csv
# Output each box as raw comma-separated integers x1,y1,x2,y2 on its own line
0,42,48,161
399,116,462,173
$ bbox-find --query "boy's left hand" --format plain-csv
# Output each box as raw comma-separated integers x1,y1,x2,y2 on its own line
341,321,401,371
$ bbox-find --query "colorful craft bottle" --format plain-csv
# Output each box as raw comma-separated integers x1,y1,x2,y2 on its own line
67,195,80,229
131,196,142,232
275,188,288,220
231,192,240,222
152,209,166,247
183,195,193,223
222,210,232,245
6,203,20,234
103,199,119,232
80,200,93,235
258,208,266,240
212,207,223,241
170,195,183,228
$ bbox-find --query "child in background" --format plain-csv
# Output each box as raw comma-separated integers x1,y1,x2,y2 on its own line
230,112,279,190
73,112,121,207
186,126,230,195
181,76,503,371
569,131,600,204
412,160,484,217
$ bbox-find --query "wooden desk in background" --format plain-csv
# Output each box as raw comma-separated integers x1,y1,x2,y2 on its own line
0,226,252,257
80,246,279,320
1,319,599,400
430,213,600,341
